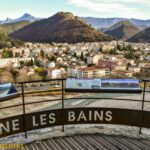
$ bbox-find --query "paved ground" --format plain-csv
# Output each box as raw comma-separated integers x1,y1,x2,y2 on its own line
25,134,150,150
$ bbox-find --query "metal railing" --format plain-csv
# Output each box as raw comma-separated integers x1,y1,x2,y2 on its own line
0,78,149,138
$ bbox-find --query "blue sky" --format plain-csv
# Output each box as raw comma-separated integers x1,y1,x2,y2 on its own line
0,0,150,20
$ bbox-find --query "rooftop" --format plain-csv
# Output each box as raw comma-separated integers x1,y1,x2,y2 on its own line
79,66,109,71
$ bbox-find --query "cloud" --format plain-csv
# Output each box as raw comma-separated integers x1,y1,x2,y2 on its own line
67,0,150,18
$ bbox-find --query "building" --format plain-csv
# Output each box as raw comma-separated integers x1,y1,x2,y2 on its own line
141,64,150,74
68,66,110,78
98,60,118,70
48,67,65,78
112,70,133,78
48,62,55,68
0,57,34,68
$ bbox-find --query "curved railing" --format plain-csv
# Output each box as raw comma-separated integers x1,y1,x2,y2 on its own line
0,79,149,138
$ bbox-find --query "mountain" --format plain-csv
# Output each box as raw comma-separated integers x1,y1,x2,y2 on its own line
128,27,150,43
0,13,40,24
105,20,140,41
1,14,149,29
83,17,124,28
0,20,31,34
1,18,13,24
130,19,150,29
10,12,113,43
14,13,40,22
82,17,150,30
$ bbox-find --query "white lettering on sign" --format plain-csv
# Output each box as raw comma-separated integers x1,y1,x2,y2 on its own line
106,111,112,121
32,116,39,127
32,113,56,127
0,121,10,134
0,109,113,136
49,113,56,124
68,111,75,122
68,110,113,122
77,111,87,121
94,111,103,121
12,119,20,131
40,114,47,125
0,119,20,135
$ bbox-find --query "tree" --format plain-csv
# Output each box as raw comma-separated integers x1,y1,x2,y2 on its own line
50,56,56,62
80,52,84,60
117,45,122,51
10,69,19,83
15,52,20,57
35,59,41,67
20,61,25,67
26,59,34,66
124,51,134,59
34,67,47,79
40,49,45,58
73,52,77,58
110,49,118,55
126,62,131,70
22,50,25,56
99,47,102,52
2,49,13,58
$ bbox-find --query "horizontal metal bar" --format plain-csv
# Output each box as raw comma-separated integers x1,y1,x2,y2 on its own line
0,104,23,110
19,78,66,84
1,97,150,110
21,89,63,95
25,98,62,105
65,97,142,102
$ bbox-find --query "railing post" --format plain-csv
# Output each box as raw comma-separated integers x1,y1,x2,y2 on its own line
139,80,146,134
21,83,27,138
61,79,65,132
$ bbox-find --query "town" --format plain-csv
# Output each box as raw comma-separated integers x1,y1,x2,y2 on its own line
0,41,150,83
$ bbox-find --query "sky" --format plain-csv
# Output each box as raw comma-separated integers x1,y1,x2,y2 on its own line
0,0,150,20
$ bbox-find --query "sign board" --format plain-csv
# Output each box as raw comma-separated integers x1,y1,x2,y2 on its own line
0,83,19,101
0,108,150,138
65,78,142,93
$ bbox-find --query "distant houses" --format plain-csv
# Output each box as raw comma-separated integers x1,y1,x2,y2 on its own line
68,66,110,78
0,57,34,68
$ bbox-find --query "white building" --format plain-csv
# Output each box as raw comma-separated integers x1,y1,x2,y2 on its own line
48,67,65,78
0,57,34,68
48,62,55,68
68,66,110,78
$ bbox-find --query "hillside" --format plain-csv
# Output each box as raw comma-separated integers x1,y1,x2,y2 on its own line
82,17,150,29
0,21,31,34
128,27,150,43
0,32,24,49
10,12,113,43
105,20,140,41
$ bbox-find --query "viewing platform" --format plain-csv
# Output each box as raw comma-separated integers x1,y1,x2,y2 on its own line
25,134,150,150
0,78,150,149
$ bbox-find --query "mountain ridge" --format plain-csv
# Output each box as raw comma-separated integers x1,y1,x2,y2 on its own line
10,12,113,43
0,20,31,34
128,26,150,43
105,20,140,41
0,13,41,24
1,13,150,29
82,17,150,30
